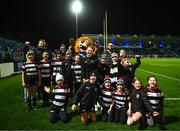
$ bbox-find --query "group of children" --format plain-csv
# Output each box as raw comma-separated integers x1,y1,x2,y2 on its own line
22,41,166,129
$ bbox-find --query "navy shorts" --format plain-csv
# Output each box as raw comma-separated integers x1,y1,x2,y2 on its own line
51,76,56,85
80,105,95,113
26,77,38,87
41,77,51,86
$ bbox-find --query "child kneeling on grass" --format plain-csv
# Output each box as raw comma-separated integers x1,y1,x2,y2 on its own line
108,80,131,124
99,76,115,122
127,77,154,129
50,73,70,123
145,76,166,129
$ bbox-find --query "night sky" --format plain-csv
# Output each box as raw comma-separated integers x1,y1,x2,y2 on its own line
0,0,179,49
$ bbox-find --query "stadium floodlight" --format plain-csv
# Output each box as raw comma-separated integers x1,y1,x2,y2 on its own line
72,0,82,14
71,0,82,39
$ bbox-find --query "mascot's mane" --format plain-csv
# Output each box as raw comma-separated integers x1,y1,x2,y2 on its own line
75,36,95,53
75,36,99,55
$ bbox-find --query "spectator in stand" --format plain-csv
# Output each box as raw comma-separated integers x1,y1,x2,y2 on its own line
3,44,12,62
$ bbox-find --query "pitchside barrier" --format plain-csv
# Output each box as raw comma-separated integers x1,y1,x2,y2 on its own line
0,62,14,78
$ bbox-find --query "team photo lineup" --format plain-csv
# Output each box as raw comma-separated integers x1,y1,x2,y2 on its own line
22,38,166,129
1,0,180,130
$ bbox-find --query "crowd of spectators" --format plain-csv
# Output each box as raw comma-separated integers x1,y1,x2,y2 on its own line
0,35,180,64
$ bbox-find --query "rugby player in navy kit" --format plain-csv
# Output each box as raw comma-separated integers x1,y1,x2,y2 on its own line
71,72,101,125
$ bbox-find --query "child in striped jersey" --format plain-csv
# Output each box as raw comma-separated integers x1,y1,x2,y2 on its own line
145,76,166,128
71,54,83,95
99,76,115,121
51,51,63,85
108,80,131,124
39,51,52,107
22,50,38,111
109,52,124,88
50,73,70,123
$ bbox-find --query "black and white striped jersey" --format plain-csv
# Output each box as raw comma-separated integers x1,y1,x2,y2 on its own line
71,62,83,83
39,60,51,78
112,90,130,109
51,59,63,77
109,63,124,84
22,62,38,78
100,86,115,107
145,86,164,113
52,85,70,108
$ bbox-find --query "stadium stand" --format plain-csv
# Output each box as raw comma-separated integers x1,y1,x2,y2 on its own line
82,34,180,58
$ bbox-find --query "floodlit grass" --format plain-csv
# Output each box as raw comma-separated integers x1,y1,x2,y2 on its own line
136,58,180,98
0,58,180,130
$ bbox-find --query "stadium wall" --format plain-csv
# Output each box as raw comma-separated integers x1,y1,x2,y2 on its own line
0,63,14,78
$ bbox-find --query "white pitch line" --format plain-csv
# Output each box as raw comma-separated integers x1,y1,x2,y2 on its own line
138,68,180,82
165,98,180,100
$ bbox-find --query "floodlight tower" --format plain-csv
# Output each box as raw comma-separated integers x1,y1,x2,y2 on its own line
72,0,82,39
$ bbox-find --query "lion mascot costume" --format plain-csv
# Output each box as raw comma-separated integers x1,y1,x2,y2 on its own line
72,36,99,59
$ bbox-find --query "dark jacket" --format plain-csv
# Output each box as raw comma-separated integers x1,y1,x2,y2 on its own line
61,59,74,81
131,88,154,115
72,81,101,107
82,56,99,79
123,57,141,89
97,62,110,85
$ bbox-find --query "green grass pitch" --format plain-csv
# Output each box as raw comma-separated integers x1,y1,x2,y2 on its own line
0,58,180,130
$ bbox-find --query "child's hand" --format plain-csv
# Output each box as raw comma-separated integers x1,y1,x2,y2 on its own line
44,86,50,93
72,104,77,111
97,102,102,108
127,109,132,117
153,111,160,116
107,108,111,114
83,79,89,83
77,79,82,83
22,82,26,87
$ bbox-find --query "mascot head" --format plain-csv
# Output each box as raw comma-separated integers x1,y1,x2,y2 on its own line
75,36,99,55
